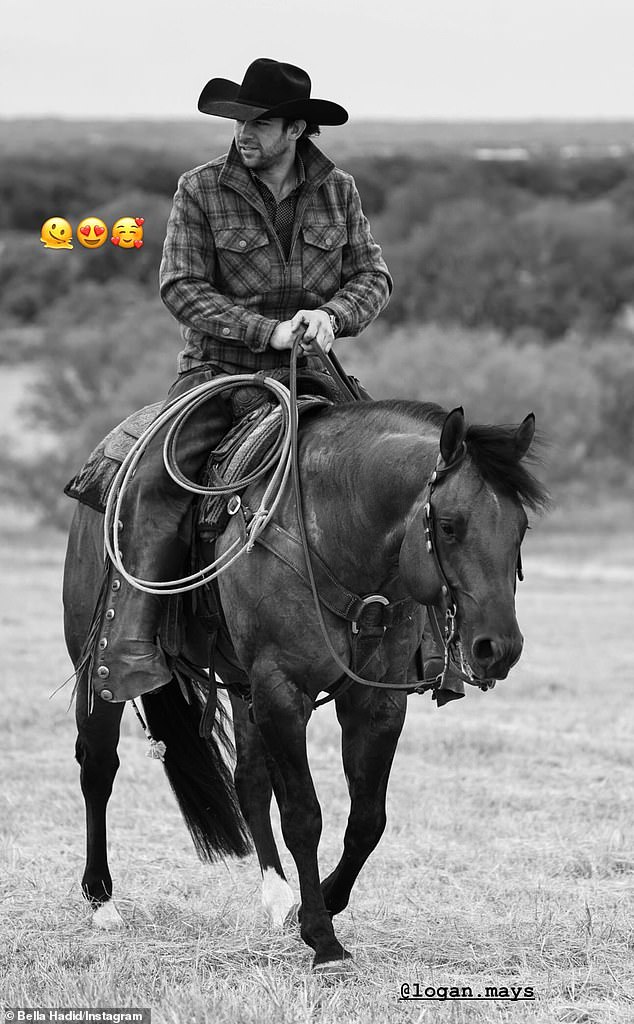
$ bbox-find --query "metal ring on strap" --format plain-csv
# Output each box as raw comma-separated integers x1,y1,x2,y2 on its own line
351,594,390,635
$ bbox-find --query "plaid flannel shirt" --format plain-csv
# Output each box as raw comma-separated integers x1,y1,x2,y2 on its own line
159,137,392,372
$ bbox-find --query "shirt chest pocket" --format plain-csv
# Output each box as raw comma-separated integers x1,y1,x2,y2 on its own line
214,227,272,297
301,223,347,297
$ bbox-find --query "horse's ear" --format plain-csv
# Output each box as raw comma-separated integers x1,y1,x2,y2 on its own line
440,406,466,464
514,413,535,460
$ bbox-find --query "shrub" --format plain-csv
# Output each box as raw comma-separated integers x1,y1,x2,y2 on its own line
343,324,606,484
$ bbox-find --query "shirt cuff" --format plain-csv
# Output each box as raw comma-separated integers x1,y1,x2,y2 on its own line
320,302,348,337
214,314,278,353
245,316,279,353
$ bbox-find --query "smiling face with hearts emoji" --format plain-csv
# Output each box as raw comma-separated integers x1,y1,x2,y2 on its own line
111,216,144,249
76,217,108,249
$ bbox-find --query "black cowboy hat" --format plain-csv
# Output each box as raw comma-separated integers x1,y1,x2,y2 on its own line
198,57,348,125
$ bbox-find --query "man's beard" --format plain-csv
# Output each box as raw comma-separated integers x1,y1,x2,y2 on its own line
237,137,289,171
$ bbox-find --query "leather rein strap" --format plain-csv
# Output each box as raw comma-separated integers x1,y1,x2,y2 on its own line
286,340,479,708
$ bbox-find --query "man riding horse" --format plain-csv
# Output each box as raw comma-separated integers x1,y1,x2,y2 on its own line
87,57,395,703
86,57,459,707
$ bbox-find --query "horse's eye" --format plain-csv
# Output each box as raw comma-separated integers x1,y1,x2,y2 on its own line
439,520,455,538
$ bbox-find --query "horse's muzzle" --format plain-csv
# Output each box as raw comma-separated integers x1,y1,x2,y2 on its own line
470,633,524,680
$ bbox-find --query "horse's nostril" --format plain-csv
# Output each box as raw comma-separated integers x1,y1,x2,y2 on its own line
472,636,495,665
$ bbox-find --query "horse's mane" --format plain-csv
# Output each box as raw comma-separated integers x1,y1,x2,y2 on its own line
324,399,550,514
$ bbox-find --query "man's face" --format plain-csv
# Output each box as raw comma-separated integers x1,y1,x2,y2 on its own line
234,117,295,171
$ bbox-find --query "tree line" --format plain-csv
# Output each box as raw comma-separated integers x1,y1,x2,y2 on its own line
2,147,634,340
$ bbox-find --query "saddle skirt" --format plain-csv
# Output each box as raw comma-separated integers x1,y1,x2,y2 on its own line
64,402,162,513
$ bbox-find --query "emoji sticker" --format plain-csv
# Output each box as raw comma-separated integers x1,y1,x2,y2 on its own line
41,217,73,249
111,216,144,249
77,217,108,249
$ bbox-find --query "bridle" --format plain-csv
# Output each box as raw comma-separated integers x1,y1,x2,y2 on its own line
419,445,478,692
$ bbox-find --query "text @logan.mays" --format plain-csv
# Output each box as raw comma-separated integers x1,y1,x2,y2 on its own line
399,983,535,1002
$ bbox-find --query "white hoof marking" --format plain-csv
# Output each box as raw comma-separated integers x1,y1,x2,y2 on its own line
313,958,356,979
92,900,124,930
261,869,296,931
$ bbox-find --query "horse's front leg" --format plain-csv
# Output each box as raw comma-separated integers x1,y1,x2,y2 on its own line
320,686,407,918
228,691,297,930
74,680,125,929
251,668,351,970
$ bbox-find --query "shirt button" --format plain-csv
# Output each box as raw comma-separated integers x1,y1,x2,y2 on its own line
222,327,230,336
239,239,247,248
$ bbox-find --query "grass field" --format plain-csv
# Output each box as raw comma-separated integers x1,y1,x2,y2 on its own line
1,505,633,1024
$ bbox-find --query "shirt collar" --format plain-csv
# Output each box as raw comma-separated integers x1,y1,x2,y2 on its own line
251,154,306,199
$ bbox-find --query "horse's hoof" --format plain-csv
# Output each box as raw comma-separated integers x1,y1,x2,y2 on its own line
312,954,355,979
91,900,124,930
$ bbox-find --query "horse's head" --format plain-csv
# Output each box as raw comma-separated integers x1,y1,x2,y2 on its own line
399,407,548,682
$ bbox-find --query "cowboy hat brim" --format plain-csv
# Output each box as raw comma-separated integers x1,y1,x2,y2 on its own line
198,78,348,125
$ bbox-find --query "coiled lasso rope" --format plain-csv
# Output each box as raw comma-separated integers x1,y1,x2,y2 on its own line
103,373,296,595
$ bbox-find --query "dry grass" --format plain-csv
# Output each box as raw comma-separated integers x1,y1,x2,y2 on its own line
1,507,634,1023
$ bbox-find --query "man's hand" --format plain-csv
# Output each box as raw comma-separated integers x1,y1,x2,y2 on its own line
291,309,334,353
270,310,334,353
269,319,299,351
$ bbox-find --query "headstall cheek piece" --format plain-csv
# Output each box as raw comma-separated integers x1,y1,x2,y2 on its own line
418,446,475,696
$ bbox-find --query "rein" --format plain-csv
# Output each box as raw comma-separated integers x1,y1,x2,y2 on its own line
287,340,482,705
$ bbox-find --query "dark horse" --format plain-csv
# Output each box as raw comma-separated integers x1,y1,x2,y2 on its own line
63,400,547,971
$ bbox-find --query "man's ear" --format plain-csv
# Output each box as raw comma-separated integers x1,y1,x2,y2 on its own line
288,119,307,140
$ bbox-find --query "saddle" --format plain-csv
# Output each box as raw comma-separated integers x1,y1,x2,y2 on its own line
196,393,328,541
64,367,349,516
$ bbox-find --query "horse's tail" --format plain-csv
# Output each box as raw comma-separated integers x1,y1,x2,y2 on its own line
141,678,252,862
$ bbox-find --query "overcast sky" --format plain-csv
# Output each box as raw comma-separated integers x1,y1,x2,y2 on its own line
3,0,634,121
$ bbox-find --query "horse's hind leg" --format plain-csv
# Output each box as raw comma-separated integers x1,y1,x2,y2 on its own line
65,504,126,927
75,678,125,928
229,691,296,930
320,687,407,919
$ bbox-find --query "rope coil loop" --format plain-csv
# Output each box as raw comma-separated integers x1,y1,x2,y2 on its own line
103,373,295,595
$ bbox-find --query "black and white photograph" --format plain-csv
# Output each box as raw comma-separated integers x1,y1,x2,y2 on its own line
1,1,633,1021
